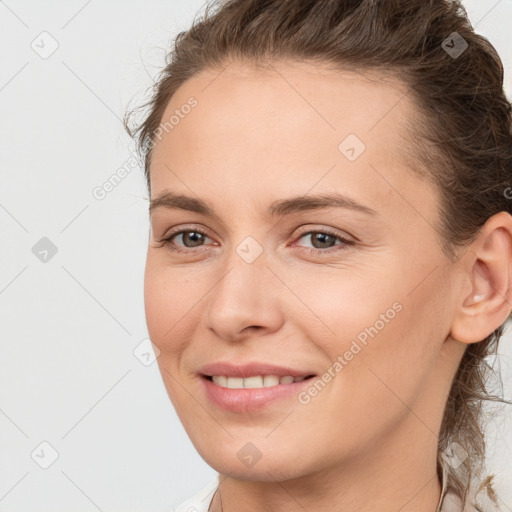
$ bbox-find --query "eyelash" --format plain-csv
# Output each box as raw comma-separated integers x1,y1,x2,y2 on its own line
156,226,355,255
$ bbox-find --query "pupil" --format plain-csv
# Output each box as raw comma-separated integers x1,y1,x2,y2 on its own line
312,233,334,249
184,231,204,247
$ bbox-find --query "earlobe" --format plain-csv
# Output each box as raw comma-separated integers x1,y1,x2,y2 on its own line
450,212,512,345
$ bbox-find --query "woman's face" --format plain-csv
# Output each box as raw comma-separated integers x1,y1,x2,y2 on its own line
145,60,463,481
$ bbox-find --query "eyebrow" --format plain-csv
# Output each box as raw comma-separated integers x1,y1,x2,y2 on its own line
149,190,377,218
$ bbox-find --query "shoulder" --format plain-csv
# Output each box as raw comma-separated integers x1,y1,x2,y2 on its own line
170,476,219,512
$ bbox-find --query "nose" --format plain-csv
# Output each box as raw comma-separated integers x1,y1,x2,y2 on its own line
204,248,284,342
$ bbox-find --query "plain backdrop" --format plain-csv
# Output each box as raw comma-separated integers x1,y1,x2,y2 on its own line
0,1,511,511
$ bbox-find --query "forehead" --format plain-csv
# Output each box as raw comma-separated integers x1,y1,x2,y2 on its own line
149,59,434,222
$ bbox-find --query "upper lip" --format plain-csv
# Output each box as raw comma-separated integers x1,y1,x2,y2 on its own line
199,361,316,378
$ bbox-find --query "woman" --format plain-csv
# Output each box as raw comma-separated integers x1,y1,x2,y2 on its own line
124,0,512,510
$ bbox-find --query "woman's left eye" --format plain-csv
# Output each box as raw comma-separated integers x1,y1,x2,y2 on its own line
293,230,355,252
157,227,354,254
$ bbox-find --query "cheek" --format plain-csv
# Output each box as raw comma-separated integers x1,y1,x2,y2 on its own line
294,307,433,456
143,259,208,420
143,256,206,355
284,264,403,353
289,264,442,413
327,278,446,419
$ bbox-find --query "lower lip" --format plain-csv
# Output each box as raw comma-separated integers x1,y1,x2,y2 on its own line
200,376,316,412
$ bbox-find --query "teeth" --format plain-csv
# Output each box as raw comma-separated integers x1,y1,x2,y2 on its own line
211,375,308,389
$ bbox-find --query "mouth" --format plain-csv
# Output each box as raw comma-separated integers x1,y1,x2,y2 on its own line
200,372,318,412
202,374,317,389
197,361,318,411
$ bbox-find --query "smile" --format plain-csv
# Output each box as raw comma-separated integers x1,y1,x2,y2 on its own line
208,375,314,389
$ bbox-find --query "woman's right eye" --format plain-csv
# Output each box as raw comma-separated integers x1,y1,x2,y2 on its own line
158,229,214,253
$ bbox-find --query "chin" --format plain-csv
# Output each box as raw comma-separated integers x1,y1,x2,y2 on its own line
192,435,321,482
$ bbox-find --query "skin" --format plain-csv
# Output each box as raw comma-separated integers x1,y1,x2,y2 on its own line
144,59,512,512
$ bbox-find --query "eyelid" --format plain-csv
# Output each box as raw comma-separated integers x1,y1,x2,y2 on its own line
292,224,356,242
159,223,213,241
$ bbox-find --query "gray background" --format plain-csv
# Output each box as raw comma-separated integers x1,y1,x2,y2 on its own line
0,1,511,511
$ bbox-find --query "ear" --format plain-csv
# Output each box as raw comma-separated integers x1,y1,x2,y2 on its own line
450,211,512,344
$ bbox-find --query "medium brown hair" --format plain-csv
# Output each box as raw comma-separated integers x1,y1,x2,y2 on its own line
124,0,512,506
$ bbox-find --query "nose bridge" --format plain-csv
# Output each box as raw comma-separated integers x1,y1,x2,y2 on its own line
218,232,269,296
204,235,283,339
212,238,269,309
